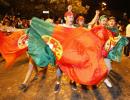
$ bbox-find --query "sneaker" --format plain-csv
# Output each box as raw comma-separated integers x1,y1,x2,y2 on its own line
19,84,28,92
54,83,60,93
104,79,112,88
19,84,27,90
70,82,77,90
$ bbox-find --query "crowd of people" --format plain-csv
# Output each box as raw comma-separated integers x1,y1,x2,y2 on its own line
1,15,29,28
0,5,130,94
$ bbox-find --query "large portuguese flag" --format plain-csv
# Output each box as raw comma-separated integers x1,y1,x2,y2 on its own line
27,17,108,85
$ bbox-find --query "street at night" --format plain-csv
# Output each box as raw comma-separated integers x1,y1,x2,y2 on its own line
0,53,130,100
0,0,130,100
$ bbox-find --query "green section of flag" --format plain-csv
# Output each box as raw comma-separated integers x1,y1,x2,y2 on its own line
108,37,128,62
31,17,54,36
26,17,56,67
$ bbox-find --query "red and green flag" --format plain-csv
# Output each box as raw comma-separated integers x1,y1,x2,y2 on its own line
28,17,108,85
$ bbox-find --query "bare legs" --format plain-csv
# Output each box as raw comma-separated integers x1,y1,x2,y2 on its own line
19,57,38,91
22,57,38,85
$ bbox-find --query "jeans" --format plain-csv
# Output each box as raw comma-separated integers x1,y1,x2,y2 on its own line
104,58,112,72
56,67,62,80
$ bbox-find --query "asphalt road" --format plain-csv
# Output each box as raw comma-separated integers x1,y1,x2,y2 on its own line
0,53,130,100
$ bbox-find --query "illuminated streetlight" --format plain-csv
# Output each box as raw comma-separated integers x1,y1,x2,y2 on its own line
102,2,107,6
101,1,107,11
43,11,49,14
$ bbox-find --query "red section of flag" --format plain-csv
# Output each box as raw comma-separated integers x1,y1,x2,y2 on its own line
52,26,108,85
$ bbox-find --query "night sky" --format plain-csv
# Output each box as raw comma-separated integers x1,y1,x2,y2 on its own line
107,0,129,14
83,0,129,17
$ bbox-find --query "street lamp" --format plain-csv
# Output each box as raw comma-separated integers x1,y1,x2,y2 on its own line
101,1,107,11
102,2,107,6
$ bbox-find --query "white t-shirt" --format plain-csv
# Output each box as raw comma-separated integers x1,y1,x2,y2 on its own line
59,24,75,28
126,24,130,37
